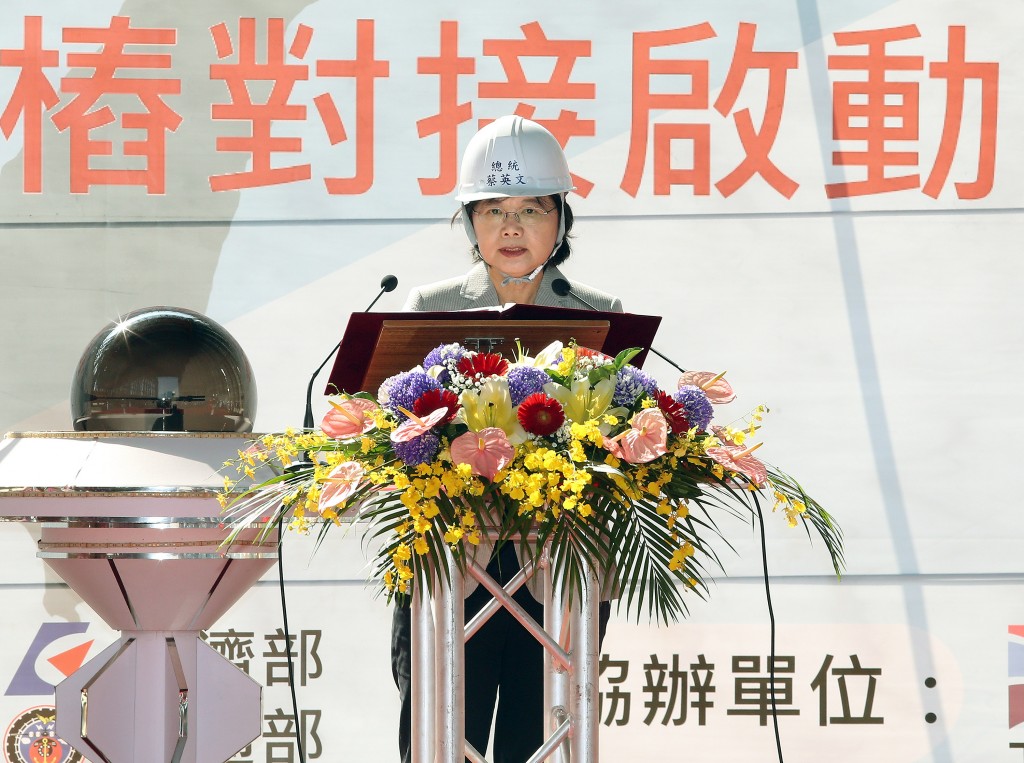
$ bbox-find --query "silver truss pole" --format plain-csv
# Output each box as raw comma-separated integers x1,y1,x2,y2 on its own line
525,718,572,763
434,546,466,763
411,585,436,763
569,559,600,762
543,545,571,763
465,559,532,640
465,740,488,763
466,559,571,672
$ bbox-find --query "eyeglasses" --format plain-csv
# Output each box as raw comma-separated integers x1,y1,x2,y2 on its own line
471,205,555,228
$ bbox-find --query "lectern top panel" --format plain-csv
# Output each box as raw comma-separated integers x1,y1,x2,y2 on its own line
360,319,609,396
326,304,661,396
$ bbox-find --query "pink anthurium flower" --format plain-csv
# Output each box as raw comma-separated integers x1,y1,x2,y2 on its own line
321,398,379,440
390,407,449,443
678,371,735,404
603,408,668,464
450,427,514,481
319,461,366,513
706,443,768,486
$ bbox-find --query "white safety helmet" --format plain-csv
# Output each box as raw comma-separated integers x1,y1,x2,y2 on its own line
455,115,575,251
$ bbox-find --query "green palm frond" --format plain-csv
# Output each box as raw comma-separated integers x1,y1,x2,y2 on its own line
767,467,846,577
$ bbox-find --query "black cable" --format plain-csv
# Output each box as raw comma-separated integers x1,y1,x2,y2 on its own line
278,273,396,758
303,273,398,428
754,495,785,763
277,520,306,763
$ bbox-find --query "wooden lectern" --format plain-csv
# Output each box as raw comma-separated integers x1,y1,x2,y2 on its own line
325,303,661,395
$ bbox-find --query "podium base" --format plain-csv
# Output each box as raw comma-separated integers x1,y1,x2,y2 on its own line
55,632,262,763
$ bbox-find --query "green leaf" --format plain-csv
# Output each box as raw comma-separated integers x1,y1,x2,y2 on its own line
611,347,643,369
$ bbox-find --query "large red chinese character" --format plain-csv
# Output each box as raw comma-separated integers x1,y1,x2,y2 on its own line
713,22,799,198
51,16,181,194
317,19,389,195
209,18,313,192
923,25,998,199
0,16,60,193
825,25,923,199
621,23,716,197
416,21,475,195
479,22,596,196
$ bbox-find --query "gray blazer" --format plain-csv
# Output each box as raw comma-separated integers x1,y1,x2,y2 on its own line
403,261,623,313
402,261,623,600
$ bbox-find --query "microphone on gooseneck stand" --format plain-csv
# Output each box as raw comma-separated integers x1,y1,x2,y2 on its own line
281,273,399,761
281,279,398,763
645,346,687,376
551,277,597,310
552,277,688,374
302,274,399,429
364,274,400,312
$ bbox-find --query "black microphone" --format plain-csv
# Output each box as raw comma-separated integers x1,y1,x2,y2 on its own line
551,277,597,310
302,274,398,429
365,274,399,311
551,277,687,375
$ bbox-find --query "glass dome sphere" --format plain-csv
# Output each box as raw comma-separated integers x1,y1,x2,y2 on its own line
71,307,257,432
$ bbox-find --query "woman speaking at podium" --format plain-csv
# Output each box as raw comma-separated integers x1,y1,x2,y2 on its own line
392,115,620,763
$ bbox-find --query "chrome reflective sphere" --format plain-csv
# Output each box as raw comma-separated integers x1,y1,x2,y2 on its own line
71,307,257,432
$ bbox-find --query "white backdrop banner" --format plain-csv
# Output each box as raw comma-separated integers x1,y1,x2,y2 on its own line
1,1,1022,762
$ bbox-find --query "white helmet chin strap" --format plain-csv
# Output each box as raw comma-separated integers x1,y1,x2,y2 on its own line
498,259,548,286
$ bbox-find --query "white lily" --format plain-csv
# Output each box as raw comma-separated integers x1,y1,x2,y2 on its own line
516,340,564,369
458,378,528,445
544,377,615,424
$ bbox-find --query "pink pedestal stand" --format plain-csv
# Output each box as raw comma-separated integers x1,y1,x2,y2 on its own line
0,432,276,763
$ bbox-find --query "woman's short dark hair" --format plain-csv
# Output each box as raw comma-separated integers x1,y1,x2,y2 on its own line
455,194,575,267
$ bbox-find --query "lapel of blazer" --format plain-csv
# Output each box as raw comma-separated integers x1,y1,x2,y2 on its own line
459,261,500,307
534,265,571,308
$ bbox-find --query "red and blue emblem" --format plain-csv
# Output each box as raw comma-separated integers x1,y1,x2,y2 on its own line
3,706,82,763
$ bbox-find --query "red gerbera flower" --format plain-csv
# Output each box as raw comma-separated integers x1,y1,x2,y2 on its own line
656,391,691,434
457,352,509,378
517,393,565,437
412,388,460,426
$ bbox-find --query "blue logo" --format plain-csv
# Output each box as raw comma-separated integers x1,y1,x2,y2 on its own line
5,623,91,697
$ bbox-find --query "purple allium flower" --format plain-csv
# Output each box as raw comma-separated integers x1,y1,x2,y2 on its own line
507,366,551,406
393,432,440,466
379,371,441,419
423,343,468,385
673,385,714,431
613,366,659,407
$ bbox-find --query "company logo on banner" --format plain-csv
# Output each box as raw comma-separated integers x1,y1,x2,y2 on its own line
1,626,95,762
1009,626,1024,749
3,706,82,763
4,623,93,697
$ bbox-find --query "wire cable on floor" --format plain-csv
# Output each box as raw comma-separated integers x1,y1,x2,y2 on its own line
755,495,785,763
277,520,306,763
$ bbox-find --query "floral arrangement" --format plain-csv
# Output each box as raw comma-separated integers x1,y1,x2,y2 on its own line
220,342,843,623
